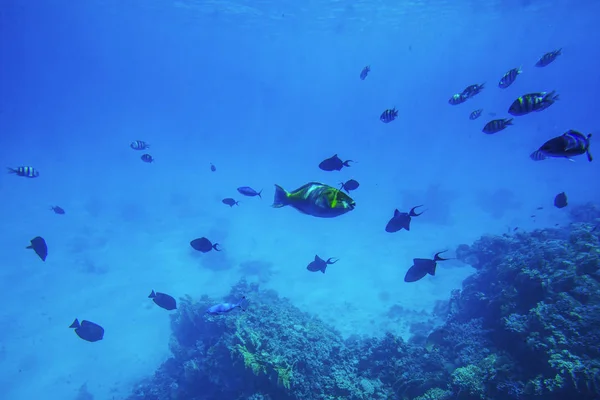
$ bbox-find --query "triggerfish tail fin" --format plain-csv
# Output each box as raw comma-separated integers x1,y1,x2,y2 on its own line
238,296,247,311
434,251,451,262
273,184,290,208
343,160,354,167
213,243,222,252
258,189,263,199
409,205,425,217
587,134,593,162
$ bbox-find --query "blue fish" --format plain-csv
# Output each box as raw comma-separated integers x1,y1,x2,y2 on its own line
237,186,262,198
206,296,246,315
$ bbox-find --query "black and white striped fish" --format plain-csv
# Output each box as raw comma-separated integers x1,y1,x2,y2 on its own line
7,166,39,178
130,140,150,150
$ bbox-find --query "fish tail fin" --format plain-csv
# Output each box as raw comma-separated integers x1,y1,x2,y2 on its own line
213,243,222,252
434,250,451,262
343,160,354,167
410,205,425,217
327,258,339,265
148,290,156,298
505,118,514,125
258,189,262,199
7,167,15,174
272,184,290,208
69,318,80,329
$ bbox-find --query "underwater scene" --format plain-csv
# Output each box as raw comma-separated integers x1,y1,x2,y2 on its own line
1,0,599,399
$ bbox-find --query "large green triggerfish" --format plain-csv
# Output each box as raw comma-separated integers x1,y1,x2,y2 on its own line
272,182,355,218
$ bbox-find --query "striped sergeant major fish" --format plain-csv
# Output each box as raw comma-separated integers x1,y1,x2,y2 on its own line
498,67,521,89
130,140,150,150
508,91,559,116
7,166,39,178
535,49,562,67
530,130,592,162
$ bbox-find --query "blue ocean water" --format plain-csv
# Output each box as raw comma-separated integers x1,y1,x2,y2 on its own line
1,0,599,399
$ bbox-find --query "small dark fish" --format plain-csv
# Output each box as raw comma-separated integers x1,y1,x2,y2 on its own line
148,290,177,310
536,207,543,210
130,140,150,150
307,255,338,273
319,154,353,171
380,108,398,123
535,49,562,67
513,227,519,231
482,118,513,134
26,236,47,261
50,206,65,214
531,215,536,218
339,179,359,193
461,83,485,99
498,67,522,89
404,251,450,283
273,182,355,218
141,154,154,163
554,192,568,209
190,237,221,253
206,296,246,315
210,163,216,172
508,91,559,116
448,93,467,105
237,186,262,198
359,65,370,80
69,318,104,342
469,109,483,120
385,205,424,232
222,198,239,207
7,166,39,178
530,130,592,162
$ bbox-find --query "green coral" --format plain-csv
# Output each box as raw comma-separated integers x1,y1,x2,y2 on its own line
414,387,452,400
275,361,295,389
236,343,266,375
452,364,485,399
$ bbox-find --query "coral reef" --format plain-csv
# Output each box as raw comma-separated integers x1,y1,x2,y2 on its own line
125,203,600,400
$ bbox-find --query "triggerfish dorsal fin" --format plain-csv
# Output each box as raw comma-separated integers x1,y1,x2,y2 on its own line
69,318,80,329
148,290,156,298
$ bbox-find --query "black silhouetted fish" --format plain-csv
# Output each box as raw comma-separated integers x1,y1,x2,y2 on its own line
318,154,353,171
130,140,150,150
7,166,39,178
237,186,262,198
339,179,359,193
27,236,47,261
69,318,104,342
360,65,370,80
222,198,239,207
530,130,592,162
210,163,216,172
149,290,177,310
404,251,450,283
50,206,65,214
141,154,154,163
190,237,221,253
307,255,338,273
554,192,568,209
535,49,561,67
385,205,424,232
